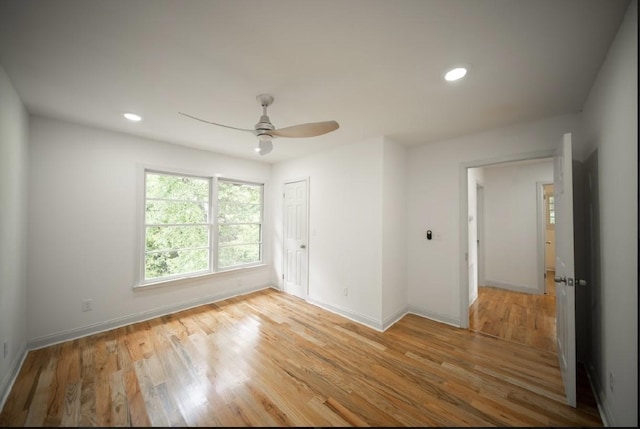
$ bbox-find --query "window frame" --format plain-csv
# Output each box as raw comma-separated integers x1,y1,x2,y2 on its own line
136,167,267,288
547,193,555,228
141,169,213,285
215,178,265,272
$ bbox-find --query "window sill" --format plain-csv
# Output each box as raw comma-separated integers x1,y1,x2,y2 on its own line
133,263,269,290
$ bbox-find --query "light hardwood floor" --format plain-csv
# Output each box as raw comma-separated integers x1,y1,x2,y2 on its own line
468,272,601,425
1,287,602,427
468,273,557,353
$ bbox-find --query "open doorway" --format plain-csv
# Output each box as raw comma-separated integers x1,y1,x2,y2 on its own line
466,158,557,353
543,183,556,296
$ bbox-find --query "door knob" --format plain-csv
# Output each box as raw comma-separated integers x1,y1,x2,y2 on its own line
577,279,587,286
300,244,306,249
554,276,566,283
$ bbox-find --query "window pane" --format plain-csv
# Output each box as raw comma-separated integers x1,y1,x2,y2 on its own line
217,180,263,268
218,244,260,268
146,225,209,252
146,173,209,201
218,224,260,246
146,200,208,224
218,202,261,223
218,181,261,204
145,248,209,280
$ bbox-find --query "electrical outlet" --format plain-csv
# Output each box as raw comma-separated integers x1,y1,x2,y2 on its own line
343,288,348,296
609,370,615,392
81,299,93,312
3,341,8,359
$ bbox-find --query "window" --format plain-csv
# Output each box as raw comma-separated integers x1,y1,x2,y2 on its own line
141,170,264,285
217,180,263,269
144,171,211,282
547,194,555,226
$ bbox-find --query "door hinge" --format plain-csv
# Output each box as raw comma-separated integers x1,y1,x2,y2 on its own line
282,274,284,280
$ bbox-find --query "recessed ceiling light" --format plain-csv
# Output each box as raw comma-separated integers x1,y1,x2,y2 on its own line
444,67,467,82
123,112,142,122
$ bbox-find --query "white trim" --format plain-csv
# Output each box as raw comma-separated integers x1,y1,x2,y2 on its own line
0,342,28,412
586,363,614,426
483,280,542,295
28,284,275,350
408,306,461,328
537,180,553,294
476,183,485,288
305,296,384,331
382,308,409,331
133,263,269,290
459,149,555,330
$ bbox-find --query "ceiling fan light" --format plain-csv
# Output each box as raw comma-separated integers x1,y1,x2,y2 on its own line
257,140,273,155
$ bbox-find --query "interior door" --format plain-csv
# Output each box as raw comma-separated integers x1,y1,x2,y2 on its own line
553,132,577,407
283,179,309,299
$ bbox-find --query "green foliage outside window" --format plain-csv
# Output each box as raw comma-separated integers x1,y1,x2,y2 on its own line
144,172,210,280
142,172,264,282
217,181,263,268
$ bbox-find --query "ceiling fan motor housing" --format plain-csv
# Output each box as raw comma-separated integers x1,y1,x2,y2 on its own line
255,112,275,139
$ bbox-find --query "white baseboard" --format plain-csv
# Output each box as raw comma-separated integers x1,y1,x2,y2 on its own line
0,342,27,412
305,297,384,331
407,306,461,327
586,362,615,426
483,279,541,295
28,283,274,351
382,307,409,331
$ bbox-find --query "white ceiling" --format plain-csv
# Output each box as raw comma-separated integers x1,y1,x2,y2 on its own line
0,0,629,163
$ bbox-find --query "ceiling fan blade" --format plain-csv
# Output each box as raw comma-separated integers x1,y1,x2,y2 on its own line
270,120,339,138
178,112,255,133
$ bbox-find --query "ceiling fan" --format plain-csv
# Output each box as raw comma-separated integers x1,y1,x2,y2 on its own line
179,94,339,155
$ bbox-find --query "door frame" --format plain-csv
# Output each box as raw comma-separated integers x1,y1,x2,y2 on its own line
476,184,485,288
282,177,311,299
537,180,554,295
459,149,555,328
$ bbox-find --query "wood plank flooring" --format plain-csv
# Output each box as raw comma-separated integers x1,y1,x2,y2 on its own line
468,280,557,353
1,287,603,427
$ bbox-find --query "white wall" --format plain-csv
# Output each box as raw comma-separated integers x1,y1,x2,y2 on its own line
26,116,272,345
483,160,553,294
407,113,581,326
580,1,637,425
0,65,29,406
271,136,385,328
381,138,407,326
